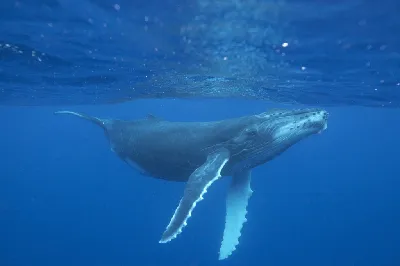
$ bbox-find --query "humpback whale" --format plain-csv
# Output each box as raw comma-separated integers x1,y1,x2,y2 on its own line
54,108,328,260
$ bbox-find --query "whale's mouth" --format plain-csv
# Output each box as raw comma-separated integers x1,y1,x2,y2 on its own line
317,111,329,134
318,122,328,134
295,109,328,131
299,109,328,133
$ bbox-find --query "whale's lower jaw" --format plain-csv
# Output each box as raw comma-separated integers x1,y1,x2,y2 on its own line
318,122,328,134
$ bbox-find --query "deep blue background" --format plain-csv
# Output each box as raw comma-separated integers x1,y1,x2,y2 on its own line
1,99,399,266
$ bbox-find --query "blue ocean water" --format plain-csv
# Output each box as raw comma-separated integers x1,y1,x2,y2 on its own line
1,99,399,266
0,0,399,106
1,0,400,265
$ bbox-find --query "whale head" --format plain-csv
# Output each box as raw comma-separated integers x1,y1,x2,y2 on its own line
230,108,328,171
262,108,328,141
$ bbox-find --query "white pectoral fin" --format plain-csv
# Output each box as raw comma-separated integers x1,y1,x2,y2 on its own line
219,169,253,260
159,149,230,243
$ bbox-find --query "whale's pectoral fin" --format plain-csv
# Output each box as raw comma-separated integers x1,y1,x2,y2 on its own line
159,149,230,243
219,170,253,260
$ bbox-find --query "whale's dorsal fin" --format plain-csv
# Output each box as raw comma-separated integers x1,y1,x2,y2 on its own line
159,148,230,243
